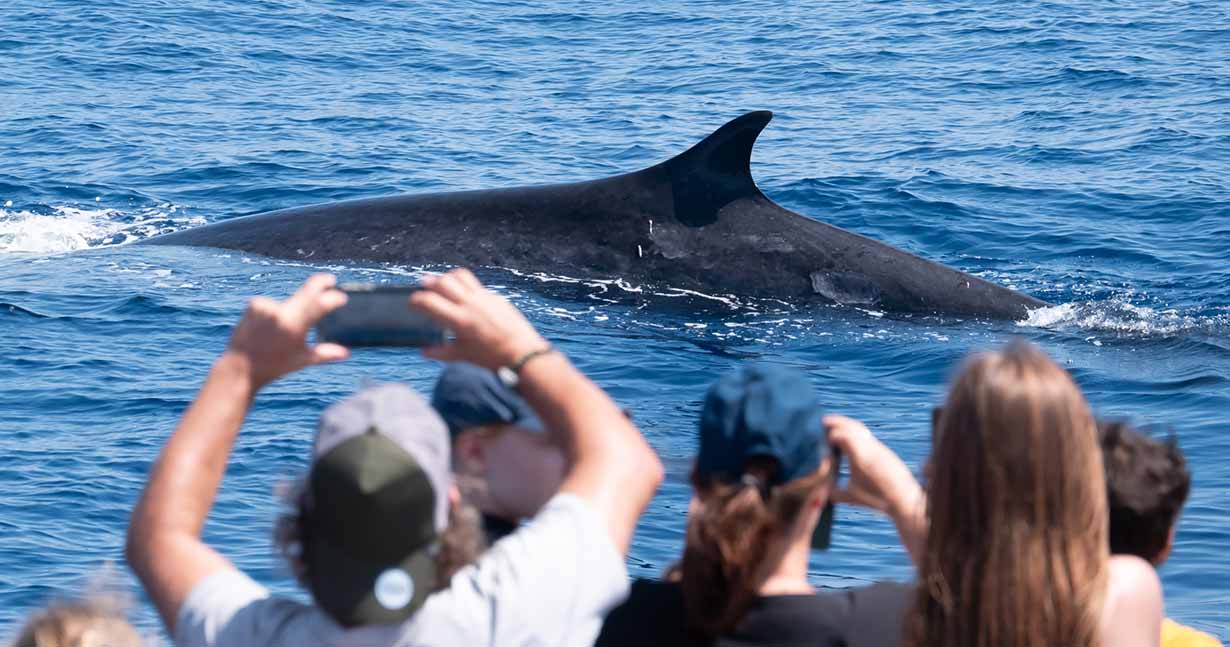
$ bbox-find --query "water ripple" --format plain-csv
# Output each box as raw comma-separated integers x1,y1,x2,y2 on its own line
1,0,1228,637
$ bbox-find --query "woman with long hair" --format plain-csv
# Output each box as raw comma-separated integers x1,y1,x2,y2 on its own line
830,340,1163,647
596,364,912,647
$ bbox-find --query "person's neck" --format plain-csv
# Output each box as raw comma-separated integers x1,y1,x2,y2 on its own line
755,538,815,596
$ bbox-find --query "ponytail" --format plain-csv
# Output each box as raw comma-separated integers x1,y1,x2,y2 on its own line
679,475,774,635
676,462,828,637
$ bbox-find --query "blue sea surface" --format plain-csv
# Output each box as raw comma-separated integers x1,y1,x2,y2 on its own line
2,0,1228,639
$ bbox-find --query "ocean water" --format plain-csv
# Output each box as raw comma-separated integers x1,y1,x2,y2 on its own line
2,0,1228,639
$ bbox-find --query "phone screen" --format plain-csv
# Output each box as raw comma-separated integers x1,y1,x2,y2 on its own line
811,446,842,551
315,284,446,348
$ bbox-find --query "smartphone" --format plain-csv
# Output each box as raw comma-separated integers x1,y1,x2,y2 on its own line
811,446,842,551
315,283,446,348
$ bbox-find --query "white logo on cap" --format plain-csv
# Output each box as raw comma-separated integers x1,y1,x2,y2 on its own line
374,568,414,610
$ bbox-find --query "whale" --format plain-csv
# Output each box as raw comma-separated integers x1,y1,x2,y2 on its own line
138,111,1048,319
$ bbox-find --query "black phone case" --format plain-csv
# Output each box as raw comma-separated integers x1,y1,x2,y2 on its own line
316,284,445,347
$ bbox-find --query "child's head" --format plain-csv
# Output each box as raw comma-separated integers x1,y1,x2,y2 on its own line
14,596,141,647
1099,420,1191,566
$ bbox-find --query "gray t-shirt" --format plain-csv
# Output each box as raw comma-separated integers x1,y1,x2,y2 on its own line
175,493,627,647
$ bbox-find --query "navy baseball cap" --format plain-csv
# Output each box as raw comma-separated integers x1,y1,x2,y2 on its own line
431,362,544,437
696,364,827,485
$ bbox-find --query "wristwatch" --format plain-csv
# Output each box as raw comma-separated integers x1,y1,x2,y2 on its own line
496,345,556,389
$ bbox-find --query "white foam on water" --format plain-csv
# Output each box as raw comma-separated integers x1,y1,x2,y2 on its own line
1018,300,1228,337
0,203,203,254
1019,302,1076,327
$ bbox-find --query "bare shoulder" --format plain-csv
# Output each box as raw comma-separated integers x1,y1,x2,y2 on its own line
1099,555,1164,647
1108,555,1163,600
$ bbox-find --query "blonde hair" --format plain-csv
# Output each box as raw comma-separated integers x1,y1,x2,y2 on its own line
908,340,1108,647
14,596,141,647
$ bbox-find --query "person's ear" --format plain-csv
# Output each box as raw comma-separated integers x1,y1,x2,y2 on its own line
813,455,835,507
448,483,461,509
1155,525,1176,567
453,430,487,470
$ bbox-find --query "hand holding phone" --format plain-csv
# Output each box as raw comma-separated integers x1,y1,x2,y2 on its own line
315,283,446,348
229,274,351,388
408,270,551,370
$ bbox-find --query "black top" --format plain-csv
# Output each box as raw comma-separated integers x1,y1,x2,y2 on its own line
595,578,912,647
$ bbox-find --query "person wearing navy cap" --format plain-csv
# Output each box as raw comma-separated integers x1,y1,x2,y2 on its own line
432,361,565,545
596,363,913,647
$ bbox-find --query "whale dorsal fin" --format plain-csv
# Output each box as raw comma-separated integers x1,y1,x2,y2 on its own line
662,111,772,227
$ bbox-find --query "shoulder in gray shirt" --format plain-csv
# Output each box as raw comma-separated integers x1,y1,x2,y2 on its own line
175,493,629,647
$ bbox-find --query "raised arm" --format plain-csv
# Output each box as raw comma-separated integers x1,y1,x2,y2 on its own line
410,269,663,554
824,414,928,564
125,275,348,633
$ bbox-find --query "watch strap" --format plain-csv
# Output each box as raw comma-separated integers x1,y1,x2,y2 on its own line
497,345,555,388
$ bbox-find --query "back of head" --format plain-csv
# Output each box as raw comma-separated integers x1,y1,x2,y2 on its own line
911,341,1107,647
286,382,459,628
15,598,141,647
1098,421,1190,564
679,364,830,637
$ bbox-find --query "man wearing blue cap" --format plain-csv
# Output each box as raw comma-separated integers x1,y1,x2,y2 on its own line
432,361,565,546
596,363,914,647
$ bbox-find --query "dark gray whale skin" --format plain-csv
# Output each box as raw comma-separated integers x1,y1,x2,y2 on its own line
138,111,1048,320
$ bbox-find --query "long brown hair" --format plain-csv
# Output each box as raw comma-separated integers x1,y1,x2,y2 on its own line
908,341,1108,647
676,457,829,637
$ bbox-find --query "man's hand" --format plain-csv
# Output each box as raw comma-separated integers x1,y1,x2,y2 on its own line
409,269,548,368
227,273,350,389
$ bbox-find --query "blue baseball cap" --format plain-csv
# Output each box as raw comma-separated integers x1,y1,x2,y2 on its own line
696,364,827,485
431,362,545,437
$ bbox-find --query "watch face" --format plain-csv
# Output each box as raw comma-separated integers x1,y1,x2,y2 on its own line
496,366,519,389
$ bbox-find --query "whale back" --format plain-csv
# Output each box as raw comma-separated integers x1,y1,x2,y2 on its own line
136,111,1049,319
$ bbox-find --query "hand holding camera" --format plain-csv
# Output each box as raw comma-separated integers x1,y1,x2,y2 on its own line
228,273,351,390
410,269,550,370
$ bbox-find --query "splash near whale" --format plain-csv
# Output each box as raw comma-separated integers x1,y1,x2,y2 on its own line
139,111,1048,319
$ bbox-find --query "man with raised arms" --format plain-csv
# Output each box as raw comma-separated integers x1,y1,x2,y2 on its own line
126,269,663,646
